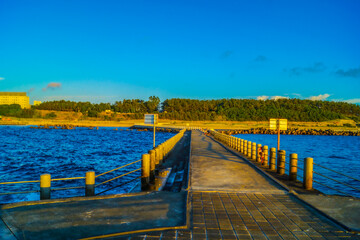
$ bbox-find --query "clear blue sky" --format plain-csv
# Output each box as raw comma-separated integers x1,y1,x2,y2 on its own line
1,0,359,104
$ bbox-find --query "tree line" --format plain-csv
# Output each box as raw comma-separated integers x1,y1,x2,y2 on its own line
160,98,360,122
1,97,359,122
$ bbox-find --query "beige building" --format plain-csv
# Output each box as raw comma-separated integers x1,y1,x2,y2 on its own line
33,101,42,106
0,92,30,109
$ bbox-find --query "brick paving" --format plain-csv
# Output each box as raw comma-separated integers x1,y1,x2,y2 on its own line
110,131,359,240
111,191,359,240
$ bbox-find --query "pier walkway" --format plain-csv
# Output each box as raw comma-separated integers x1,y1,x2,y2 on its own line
1,130,359,239
113,130,358,240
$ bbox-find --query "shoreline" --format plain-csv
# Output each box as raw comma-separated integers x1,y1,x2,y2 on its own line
0,118,359,135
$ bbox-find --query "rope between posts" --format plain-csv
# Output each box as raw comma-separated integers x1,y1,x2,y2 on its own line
52,186,85,191
52,177,85,181
313,180,354,197
313,163,360,182
96,160,141,178
96,176,141,196
0,180,40,185
313,171,360,192
0,190,39,195
95,168,141,187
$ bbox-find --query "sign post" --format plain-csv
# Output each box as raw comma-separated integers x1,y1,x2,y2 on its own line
269,118,287,151
144,114,158,148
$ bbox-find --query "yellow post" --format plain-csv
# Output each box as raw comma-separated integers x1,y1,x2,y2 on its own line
247,141,252,158
244,140,247,155
155,147,160,167
251,142,256,161
304,157,313,190
149,149,156,183
40,174,51,200
85,171,95,196
263,145,268,166
158,145,163,165
256,144,262,163
240,139,244,153
277,150,286,175
270,148,276,170
141,154,151,191
289,153,298,181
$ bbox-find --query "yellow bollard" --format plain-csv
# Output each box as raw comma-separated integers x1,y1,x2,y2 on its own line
263,146,268,166
40,174,51,200
251,142,257,161
155,147,160,167
244,140,248,155
277,150,286,175
141,154,151,191
289,153,298,181
270,148,276,170
240,139,244,153
256,144,262,163
247,141,252,158
162,144,166,162
149,149,156,183
304,157,313,190
85,171,95,196
158,145,163,165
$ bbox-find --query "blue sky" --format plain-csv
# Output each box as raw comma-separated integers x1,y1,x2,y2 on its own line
0,0,359,104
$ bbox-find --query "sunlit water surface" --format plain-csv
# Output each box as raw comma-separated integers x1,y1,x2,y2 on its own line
0,126,175,203
234,134,360,198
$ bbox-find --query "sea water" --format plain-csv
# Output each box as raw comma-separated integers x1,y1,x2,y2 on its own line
0,126,175,204
234,133,360,198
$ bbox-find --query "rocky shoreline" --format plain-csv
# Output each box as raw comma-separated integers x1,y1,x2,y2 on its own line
219,127,360,136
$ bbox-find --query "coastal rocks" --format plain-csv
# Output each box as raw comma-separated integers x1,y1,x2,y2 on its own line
220,128,360,136
130,125,181,133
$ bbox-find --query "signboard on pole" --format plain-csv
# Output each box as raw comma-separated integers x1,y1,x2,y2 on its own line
269,119,277,130
278,119,288,130
145,114,158,148
269,118,287,130
144,114,158,125
269,118,288,151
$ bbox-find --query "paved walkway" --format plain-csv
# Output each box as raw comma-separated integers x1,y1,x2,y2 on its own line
114,131,359,240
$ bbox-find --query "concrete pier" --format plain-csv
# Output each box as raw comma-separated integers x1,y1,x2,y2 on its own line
1,130,359,239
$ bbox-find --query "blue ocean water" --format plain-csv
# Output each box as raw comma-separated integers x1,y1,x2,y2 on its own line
0,126,175,204
234,134,360,198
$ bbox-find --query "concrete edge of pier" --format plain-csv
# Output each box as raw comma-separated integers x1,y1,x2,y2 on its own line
0,129,193,240
207,133,360,233
0,190,190,240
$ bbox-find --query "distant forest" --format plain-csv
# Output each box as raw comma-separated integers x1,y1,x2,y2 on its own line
1,97,360,122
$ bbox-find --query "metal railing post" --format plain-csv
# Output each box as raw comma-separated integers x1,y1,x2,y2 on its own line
40,174,51,200
277,150,286,175
289,153,298,181
256,144,262,163
263,145,268,166
270,148,276,170
141,154,151,191
304,157,313,190
85,171,95,196
247,141,252,158
251,142,257,160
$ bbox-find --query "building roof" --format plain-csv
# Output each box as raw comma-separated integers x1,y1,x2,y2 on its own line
0,92,27,96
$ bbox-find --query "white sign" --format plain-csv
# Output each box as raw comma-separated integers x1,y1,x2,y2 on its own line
144,114,158,124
